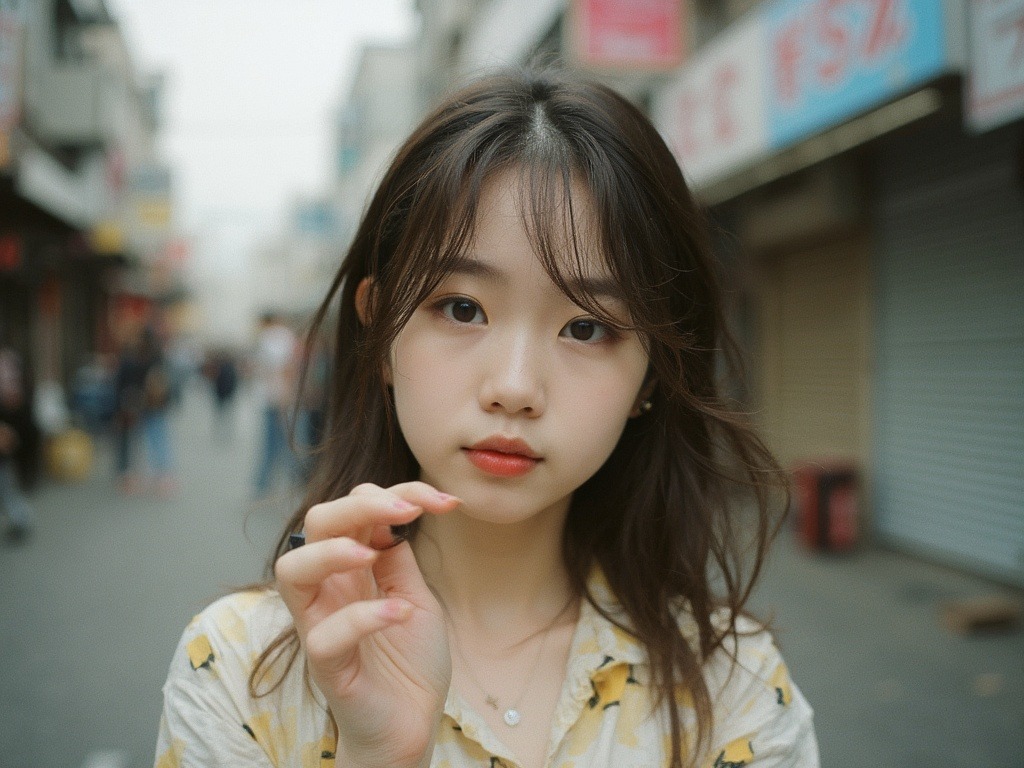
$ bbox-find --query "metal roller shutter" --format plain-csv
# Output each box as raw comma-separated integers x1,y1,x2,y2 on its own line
758,237,872,472
873,119,1024,585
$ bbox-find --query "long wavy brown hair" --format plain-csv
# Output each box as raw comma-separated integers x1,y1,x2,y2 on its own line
250,67,786,767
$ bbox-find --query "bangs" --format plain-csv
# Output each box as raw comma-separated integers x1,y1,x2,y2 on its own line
357,70,699,373
372,154,650,349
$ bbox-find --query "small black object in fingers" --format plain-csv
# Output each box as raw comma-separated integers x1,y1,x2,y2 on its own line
386,524,411,549
288,532,306,550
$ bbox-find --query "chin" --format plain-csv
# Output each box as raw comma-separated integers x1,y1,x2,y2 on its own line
460,488,571,527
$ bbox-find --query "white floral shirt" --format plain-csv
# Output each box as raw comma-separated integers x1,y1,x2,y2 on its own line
155,577,818,768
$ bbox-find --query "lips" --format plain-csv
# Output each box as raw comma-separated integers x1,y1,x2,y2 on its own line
463,436,541,478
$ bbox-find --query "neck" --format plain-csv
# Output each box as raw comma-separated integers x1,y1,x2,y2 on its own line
413,506,575,638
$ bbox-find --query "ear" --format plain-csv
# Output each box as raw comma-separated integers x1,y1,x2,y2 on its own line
629,377,657,419
355,277,394,386
355,277,374,326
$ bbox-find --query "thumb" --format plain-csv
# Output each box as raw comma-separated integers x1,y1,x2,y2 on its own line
372,540,434,608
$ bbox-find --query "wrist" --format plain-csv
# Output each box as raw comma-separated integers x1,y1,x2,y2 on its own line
328,711,438,768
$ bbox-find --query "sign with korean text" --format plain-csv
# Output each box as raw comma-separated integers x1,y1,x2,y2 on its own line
764,0,948,148
571,0,686,69
967,0,1024,131
653,18,768,186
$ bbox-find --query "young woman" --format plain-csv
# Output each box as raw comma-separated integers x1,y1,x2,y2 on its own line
155,68,818,768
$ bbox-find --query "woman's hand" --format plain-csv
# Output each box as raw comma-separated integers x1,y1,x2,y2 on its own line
275,481,460,768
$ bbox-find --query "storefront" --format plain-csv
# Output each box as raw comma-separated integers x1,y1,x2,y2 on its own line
871,108,1024,583
652,0,1023,583
0,138,120,389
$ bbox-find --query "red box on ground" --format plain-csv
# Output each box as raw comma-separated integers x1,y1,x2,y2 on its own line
791,460,859,551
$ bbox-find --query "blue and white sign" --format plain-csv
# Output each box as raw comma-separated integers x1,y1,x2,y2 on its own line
967,0,1024,131
763,0,949,148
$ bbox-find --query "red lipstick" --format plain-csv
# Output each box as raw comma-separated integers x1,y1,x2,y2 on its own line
463,436,541,478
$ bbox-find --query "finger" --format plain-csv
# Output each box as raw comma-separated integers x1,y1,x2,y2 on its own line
275,537,378,615
384,480,462,510
302,493,424,545
303,598,413,676
371,539,434,605
303,483,461,544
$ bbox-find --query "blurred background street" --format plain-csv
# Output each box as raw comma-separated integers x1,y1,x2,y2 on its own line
1,0,1022,766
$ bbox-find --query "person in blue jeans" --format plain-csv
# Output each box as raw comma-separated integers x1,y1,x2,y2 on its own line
0,344,37,542
114,326,176,496
0,428,33,542
251,313,300,498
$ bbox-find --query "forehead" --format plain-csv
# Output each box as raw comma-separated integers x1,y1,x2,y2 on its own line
471,167,608,273
451,168,625,306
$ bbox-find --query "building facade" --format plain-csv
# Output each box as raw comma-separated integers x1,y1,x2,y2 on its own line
0,0,176,403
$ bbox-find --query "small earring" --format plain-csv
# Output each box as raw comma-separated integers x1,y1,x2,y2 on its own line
639,399,653,414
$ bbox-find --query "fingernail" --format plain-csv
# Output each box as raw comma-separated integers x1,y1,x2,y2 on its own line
435,492,458,503
393,499,417,511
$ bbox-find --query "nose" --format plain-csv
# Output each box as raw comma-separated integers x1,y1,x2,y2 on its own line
478,329,546,417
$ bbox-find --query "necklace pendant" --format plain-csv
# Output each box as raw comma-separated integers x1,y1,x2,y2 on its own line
503,708,522,727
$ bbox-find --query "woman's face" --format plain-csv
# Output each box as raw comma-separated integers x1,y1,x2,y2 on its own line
386,170,649,526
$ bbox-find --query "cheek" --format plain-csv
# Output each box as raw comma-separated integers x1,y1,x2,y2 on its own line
390,332,461,448
561,363,645,456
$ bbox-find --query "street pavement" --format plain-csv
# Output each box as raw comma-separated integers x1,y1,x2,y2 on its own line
1,385,1022,768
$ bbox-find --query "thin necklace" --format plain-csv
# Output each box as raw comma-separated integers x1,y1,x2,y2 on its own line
450,621,553,727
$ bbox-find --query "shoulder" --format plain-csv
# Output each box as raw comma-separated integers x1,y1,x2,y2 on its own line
166,590,293,692
184,589,289,644
699,611,820,767
158,591,334,766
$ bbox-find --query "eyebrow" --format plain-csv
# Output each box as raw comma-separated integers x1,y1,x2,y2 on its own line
447,254,626,304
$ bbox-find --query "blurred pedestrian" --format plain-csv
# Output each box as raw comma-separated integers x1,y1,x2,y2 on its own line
113,325,177,497
206,348,239,440
165,333,201,409
71,352,117,435
251,312,299,498
0,342,38,543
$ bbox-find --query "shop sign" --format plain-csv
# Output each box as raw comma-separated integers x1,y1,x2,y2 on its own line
966,0,1024,131
130,164,173,233
653,18,768,186
764,0,949,148
89,220,126,255
571,0,686,69
0,9,21,129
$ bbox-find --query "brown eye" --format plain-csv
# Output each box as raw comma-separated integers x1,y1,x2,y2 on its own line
442,299,484,324
563,319,607,342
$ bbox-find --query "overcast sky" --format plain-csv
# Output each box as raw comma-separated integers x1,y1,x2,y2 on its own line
105,0,417,239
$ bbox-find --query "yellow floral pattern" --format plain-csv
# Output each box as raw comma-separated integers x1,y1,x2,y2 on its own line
707,736,756,768
155,580,819,767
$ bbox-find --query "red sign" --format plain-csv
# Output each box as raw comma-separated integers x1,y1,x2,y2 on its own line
0,236,20,272
771,0,909,108
572,0,686,69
